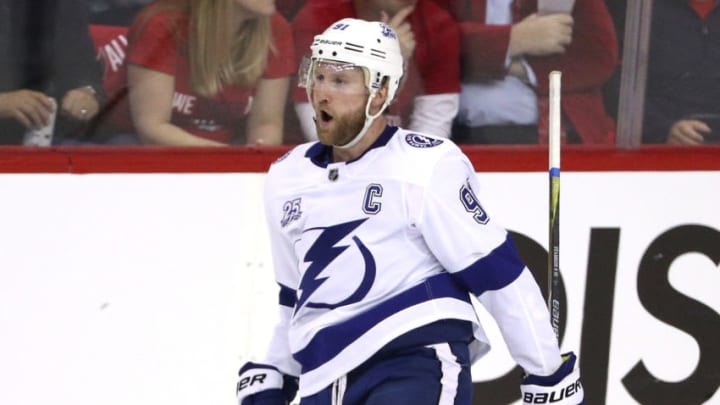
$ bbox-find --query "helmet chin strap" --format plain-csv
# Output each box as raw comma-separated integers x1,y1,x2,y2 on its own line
335,93,387,150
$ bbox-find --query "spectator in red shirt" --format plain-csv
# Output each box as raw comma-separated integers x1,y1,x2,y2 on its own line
87,23,137,143
291,0,461,142
443,0,618,144
126,0,295,145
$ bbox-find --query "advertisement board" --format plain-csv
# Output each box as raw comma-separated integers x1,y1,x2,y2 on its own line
0,147,718,404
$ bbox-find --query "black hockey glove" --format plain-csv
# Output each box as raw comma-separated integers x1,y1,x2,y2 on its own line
520,351,583,405
236,362,298,405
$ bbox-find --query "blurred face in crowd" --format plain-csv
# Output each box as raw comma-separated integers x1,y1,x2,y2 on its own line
235,0,276,18
309,62,370,146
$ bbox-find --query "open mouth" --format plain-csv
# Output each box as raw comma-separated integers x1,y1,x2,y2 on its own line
318,110,333,126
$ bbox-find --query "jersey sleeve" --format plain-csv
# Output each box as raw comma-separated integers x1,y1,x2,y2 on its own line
127,10,180,75
264,13,296,79
263,294,302,377
414,150,513,278
415,150,562,376
261,166,303,376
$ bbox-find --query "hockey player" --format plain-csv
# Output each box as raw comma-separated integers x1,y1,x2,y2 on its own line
236,18,583,405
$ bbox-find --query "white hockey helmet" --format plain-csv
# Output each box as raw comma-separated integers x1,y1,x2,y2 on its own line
305,18,404,103
300,18,405,148
302,18,404,105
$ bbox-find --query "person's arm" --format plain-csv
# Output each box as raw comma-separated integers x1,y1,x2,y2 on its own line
125,9,224,146
56,0,104,105
456,23,514,80
445,0,573,82
508,13,574,59
417,152,563,373
381,6,417,63
236,160,303,404
294,102,318,141
526,0,618,94
236,288,299,405
458,14,575,83
127,64,224,146
246,77,289,145
60,86,100,122
641,99,682,144
0,90,56,129
405,4,460,137
408,93,459,138
416,152,582,401
666,120,709,145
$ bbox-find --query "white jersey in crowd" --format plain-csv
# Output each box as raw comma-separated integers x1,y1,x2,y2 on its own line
262,126,561,397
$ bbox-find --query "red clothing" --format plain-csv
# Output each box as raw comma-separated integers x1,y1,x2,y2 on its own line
126,11,295,143
291,0,460,125
444,0,618,144
276,0,305,21
689,0,717,19
89,24,133,133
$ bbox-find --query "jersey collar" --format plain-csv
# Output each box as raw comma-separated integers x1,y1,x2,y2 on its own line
305,125,398,168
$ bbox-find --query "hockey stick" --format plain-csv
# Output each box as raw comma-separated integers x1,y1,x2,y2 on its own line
548,71,562,341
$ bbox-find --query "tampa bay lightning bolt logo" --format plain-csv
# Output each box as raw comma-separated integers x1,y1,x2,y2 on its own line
405,133,444,148
296,218,376,311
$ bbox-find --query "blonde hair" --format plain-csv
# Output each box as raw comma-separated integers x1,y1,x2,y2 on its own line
139,0,274,96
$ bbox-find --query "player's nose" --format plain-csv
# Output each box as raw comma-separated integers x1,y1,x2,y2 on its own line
312,86,331,104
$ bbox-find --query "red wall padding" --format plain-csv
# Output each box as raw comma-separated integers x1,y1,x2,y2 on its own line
0,145,718,173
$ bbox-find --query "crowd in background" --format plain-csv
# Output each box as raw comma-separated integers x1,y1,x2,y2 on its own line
1,0,718,146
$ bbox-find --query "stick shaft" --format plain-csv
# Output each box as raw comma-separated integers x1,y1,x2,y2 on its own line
548,71,562,341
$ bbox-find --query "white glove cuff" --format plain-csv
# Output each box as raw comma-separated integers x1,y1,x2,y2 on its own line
521,352,583,405
521,364,583,404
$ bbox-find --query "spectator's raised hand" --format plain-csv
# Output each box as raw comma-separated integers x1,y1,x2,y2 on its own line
61,86,99,121
381,5,416,62
0,90,56,129
509,13,574,57
667,119,710,145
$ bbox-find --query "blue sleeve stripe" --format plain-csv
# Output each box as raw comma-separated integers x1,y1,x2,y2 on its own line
523,352,577,385
550,167,560,177
293,272,472,373
452,235,525,296
278,283,296,308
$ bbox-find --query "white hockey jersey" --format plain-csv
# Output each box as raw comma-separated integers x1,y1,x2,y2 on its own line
262,126,561,396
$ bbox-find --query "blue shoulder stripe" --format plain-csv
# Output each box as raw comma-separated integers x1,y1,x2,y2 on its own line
452,235,525,296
